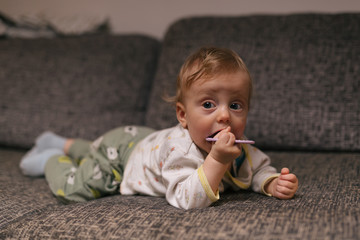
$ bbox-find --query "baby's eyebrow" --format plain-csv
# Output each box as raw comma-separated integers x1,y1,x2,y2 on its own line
196,84,249,99
197,86,218,93
195,89,218,97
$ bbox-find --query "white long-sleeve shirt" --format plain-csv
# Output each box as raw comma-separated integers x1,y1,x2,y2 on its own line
120,124,279,209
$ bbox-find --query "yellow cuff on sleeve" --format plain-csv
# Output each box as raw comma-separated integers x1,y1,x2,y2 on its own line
225,171,250,189
261,174,281,196
197,165,220,202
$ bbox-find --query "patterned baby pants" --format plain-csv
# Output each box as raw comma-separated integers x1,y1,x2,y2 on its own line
44,126,154,203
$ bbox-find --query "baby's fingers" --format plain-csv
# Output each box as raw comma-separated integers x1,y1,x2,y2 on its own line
274,190,294,200
276,184,295,195
280,171,298,184
281,167,290,175
278,176,298,189
273,183,297,199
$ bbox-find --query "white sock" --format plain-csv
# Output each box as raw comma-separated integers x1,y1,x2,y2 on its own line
35,131,67,152
20,148,64,177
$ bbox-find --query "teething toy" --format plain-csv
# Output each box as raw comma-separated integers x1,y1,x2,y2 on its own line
206,138,255,144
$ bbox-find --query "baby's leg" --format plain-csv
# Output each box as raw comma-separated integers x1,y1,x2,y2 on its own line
66,139,91,160
44,155,116,203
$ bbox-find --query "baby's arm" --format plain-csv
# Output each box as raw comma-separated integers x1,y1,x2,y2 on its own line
203,127,241,193
265,168,298,199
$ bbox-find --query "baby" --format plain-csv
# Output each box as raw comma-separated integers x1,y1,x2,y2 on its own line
20,47,298,209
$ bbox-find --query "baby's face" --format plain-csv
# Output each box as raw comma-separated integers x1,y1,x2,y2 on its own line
177,71,250,154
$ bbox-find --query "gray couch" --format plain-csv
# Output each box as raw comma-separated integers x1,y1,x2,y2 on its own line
1,13,359,239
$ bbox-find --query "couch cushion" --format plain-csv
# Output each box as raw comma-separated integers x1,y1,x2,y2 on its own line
146,14,360,151
0,35,159,148
1,148,359,239
0,148,61,230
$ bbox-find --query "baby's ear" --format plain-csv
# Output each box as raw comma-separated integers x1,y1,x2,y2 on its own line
176,102,187,128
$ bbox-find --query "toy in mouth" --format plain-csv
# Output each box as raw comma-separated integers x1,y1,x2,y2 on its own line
206,130,255,144
205,138,255,144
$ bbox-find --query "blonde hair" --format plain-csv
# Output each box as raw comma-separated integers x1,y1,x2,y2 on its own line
168,47,253,107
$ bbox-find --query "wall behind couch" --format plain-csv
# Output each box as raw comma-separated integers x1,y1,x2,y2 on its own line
1,0,359,39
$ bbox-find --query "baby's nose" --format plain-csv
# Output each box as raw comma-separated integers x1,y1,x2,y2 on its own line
217,106,230,123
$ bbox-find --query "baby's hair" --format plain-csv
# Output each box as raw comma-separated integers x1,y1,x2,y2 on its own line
166,46,253,107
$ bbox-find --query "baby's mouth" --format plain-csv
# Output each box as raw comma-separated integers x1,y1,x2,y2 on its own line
207,130,221,139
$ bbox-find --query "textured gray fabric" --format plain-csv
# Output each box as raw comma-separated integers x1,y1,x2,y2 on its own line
0,35,159,148
146,14,360,151
0,149,60,230
1,148,359,239
1,13,360,240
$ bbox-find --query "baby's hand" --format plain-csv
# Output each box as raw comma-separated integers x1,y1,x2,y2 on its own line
209,127,242,165
266,168,298,199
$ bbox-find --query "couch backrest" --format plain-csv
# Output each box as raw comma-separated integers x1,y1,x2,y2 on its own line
0,35,159,148
146,13,360,151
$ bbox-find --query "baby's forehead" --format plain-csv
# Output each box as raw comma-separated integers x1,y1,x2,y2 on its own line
191,70,250,86
187,70,252,101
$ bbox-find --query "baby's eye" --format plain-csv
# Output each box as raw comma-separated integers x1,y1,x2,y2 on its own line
202,102,215,109
230,103,243,110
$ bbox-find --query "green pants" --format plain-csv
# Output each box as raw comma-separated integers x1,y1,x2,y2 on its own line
45,126,154,203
